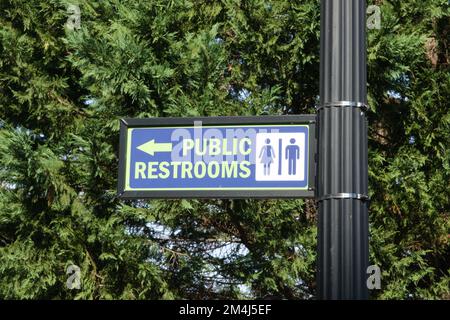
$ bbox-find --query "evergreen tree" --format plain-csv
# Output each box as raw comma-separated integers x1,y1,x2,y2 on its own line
0,0,448,299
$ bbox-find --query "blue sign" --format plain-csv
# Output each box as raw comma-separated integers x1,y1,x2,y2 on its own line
118,117,315,198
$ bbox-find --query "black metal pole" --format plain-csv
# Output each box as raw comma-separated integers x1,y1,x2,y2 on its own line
317,0,369,299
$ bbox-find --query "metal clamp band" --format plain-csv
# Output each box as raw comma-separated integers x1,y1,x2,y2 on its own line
316,101,369,112
317,193,370,202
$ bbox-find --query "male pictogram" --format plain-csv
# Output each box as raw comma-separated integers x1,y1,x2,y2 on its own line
285,138,300,175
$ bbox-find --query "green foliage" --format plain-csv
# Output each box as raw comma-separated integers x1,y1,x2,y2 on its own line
366,0,450,300
0,0,449,299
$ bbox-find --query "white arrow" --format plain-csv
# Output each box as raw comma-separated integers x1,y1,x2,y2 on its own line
137,140,173,156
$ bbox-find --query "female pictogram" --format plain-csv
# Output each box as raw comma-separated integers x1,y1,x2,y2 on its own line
259,138,275,175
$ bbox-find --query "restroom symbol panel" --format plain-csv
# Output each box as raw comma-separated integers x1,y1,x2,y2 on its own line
255,132,306,181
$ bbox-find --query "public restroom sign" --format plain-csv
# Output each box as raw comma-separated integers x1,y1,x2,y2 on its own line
117,116,316,199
